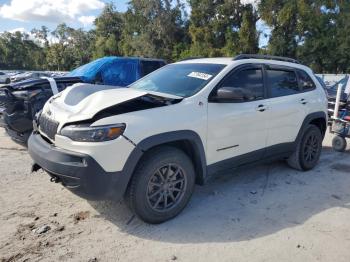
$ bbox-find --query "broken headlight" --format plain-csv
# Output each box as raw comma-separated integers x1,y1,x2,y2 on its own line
60,123,126,142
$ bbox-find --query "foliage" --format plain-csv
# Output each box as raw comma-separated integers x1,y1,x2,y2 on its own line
93,3,124,58
120,0,187,61
0,0,349,73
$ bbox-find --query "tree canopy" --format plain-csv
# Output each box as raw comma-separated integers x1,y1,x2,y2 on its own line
0,0,349,73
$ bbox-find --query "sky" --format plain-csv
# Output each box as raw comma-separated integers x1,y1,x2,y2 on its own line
0,0,270,47
0,0,129,32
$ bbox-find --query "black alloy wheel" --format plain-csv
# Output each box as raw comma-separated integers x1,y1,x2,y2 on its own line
146,164,187,212
127,146,195,224
302,132,321,163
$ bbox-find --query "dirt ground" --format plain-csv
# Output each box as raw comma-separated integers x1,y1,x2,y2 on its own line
0,128,350,262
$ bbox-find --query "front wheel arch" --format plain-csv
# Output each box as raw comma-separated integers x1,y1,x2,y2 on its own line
135,131,207,185
119,130,207,200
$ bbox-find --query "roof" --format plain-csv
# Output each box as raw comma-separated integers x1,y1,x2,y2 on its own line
175,56,313,73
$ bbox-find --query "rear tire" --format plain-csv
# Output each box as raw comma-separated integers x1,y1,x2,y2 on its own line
332,135,347,152
287,124,322,171
126,146,195,224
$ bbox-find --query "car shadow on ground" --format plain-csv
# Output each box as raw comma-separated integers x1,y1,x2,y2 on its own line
88,146,350,243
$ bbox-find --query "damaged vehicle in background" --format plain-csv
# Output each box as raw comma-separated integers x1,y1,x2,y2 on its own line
0,57,165,144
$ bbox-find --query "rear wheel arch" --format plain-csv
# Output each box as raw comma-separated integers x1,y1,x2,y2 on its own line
296,112,327,143
309,117,327,137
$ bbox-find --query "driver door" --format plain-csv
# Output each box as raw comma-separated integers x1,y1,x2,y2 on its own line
207,64,269,169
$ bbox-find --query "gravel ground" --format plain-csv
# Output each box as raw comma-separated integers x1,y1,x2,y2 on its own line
0,128,350,262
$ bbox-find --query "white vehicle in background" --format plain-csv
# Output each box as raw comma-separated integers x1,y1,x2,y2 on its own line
10,72,50,82
0,72,10,84
28,55,328,224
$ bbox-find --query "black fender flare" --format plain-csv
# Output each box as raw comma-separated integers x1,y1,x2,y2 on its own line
117,130,207,198
295,111,327,144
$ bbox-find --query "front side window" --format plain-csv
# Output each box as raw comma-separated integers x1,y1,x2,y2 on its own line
298,70,316,91
267,69,299,97
131,63,226,97
219,68,264,100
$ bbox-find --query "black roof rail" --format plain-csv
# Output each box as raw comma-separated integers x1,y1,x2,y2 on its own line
233,54,300,64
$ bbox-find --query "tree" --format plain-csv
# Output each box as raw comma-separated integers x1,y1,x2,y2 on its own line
0,31,45,70
93,3,124,58
120,0,187,61
186,0,256,57
31,26,50,48
46,23,95,70
238,4,259,54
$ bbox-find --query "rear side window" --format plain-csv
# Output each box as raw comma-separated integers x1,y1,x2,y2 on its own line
141,61,165,76
0,72,4,75
267,69,299,97
297,70,316,91
220,68,264,100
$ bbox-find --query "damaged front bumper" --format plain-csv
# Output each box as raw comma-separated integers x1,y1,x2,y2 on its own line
28,133,138,201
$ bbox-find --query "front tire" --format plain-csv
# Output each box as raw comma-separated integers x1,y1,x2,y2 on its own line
5,78,10,84
126,146,195,224
287,124,322,171
332,135,347,152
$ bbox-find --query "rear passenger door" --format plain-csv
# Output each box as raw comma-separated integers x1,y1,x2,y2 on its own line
263,65,306,148
296,69,320,114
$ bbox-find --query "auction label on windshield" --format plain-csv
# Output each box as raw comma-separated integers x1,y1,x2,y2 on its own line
187,72,213,80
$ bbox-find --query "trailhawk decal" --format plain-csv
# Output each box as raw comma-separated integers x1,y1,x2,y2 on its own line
187,72,213,80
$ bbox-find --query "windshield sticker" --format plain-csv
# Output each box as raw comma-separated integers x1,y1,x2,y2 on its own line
187,72,213,80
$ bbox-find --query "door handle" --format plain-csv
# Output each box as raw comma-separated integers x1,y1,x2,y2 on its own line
256,104,267,112
300,98,308,105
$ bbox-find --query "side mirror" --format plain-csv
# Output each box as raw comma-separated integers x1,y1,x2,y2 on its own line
211,87,254,102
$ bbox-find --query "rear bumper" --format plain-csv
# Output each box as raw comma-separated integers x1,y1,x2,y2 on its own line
28,133,135,201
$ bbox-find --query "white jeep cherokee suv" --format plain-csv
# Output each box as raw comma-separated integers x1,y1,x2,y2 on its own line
28,55,328,223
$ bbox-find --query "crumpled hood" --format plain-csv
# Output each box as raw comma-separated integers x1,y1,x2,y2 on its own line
41,83,181,129
42,83,147,125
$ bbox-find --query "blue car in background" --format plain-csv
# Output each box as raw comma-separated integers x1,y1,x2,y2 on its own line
0,57,166,144
68,57,166,86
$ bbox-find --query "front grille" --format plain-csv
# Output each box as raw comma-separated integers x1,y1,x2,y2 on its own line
39,114,59,140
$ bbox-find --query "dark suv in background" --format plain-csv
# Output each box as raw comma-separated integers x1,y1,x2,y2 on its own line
0,57,165,144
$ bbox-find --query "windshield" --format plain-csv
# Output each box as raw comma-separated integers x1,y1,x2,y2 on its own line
130,63,226,97
67,57,139,86
68,58,107,78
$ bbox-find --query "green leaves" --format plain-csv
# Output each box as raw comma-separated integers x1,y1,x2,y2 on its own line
0,0,349,73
